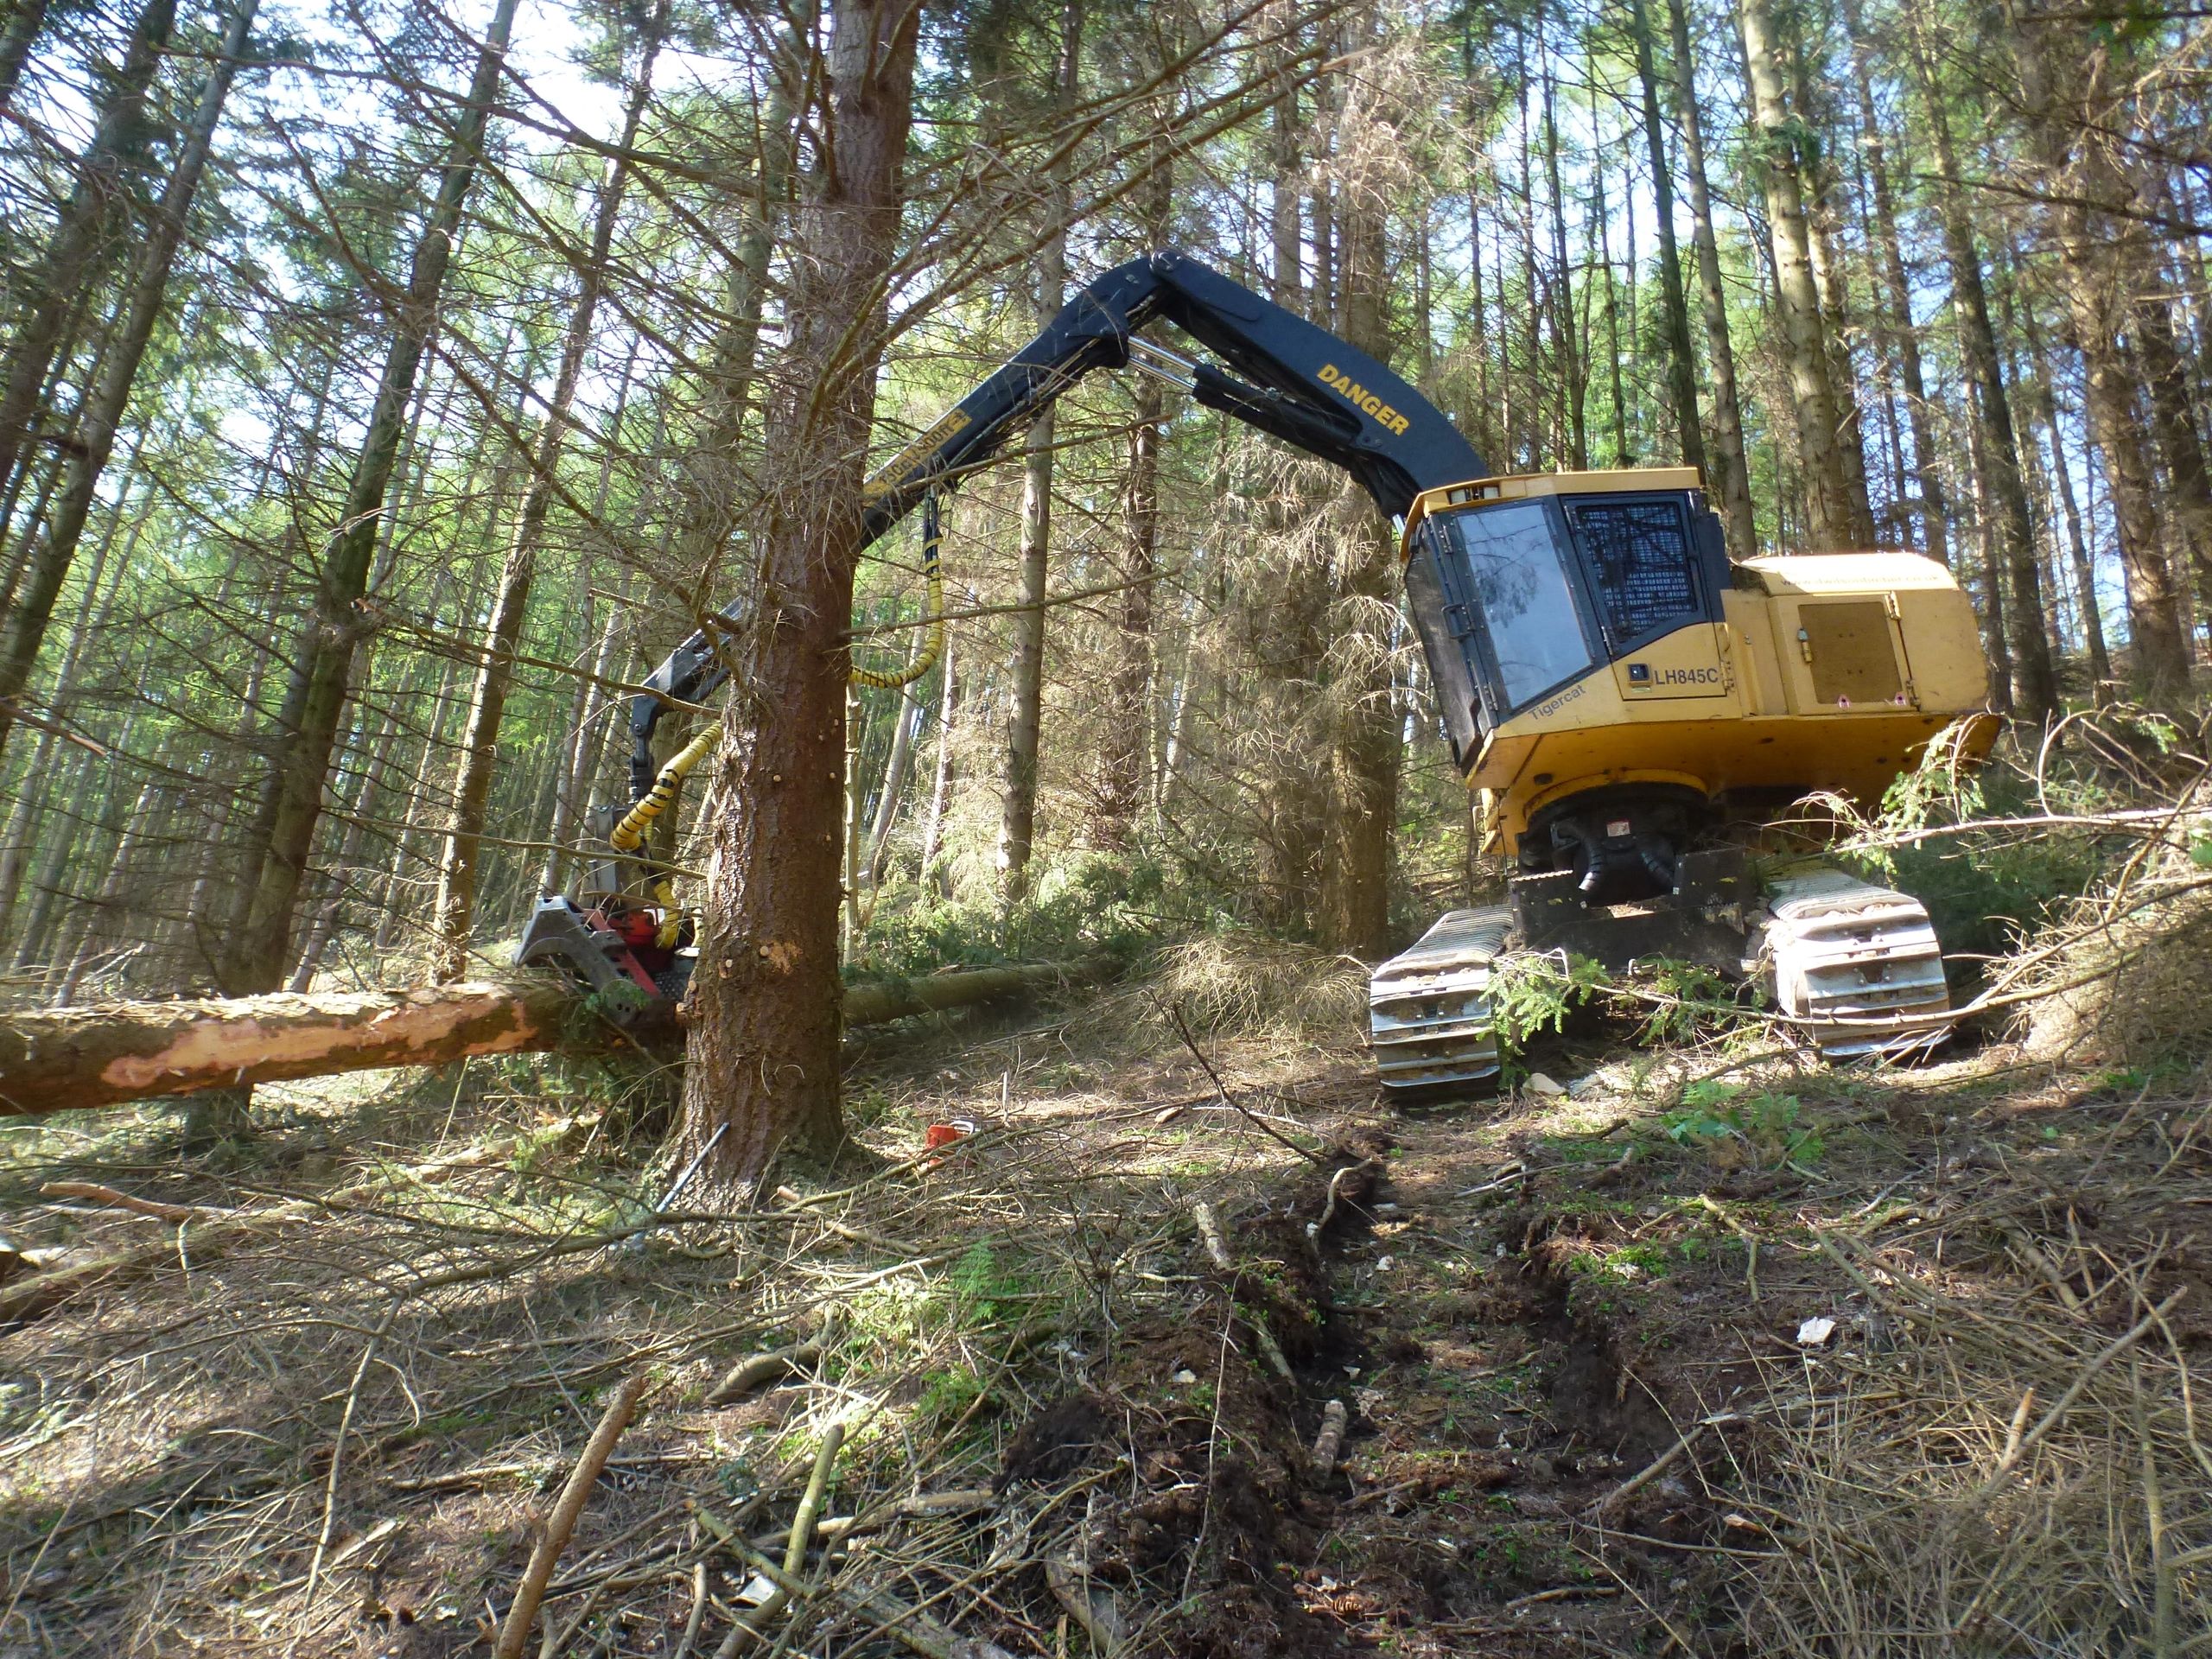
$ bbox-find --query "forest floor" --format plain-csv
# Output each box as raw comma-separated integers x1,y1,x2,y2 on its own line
1,940,2208,1657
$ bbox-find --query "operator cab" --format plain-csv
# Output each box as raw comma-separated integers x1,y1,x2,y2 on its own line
1401,468,1732,767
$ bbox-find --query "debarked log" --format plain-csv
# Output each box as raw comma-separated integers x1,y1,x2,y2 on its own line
1,961,1091,1116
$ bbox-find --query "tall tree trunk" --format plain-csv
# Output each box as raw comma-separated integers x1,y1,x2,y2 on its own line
0,288,103,597
19,704,137,977
1790,44,1880,550
861,688,921,899
997,0,1082,903
537,344,642,896
0,0,175,500
430,4,665,980
1906,15,2056,721
541,567,630,894
287,704,403,991
1949,308,2014,707
1096,130,1170,849
664,27,798,623
1840,0,1948,565
673,0,921,1187
2007,7,2191,696
0,0,257,762
1316,22,1399,959
1664,0,1758,556
2022,308,2112,683
2136,283,2212,620
1735,0,1854,549
55,781,160,1004
1539,52,1586,472
919,635,958,895
0,0,51,113
1256,67,1325,934
1627,0,1707,478
0,469,135,940
221,0,518,995
1592,124,1630,465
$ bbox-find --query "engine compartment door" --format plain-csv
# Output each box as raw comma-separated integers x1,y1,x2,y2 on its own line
1773,595,1916,713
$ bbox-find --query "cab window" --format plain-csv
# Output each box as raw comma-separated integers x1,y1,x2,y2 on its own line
1402,531,1484,762
1447,499,1597,712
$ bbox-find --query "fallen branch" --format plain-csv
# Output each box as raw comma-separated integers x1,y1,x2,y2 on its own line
1045,1555,1128,1655
1588,1413,1742,1517
705,1338,824,1406
785,1422,844,1580
38,1180,231,1224
1192,1201,1233,1273
494,1370,652,1659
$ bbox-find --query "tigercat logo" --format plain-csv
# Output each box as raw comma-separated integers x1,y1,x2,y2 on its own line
1532,682,1587,718
1316,363,1413,436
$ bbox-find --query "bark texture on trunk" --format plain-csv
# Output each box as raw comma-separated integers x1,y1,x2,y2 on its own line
1315,41,1399,962
672,0,921,1188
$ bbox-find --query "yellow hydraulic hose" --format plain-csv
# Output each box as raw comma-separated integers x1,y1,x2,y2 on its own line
610,726,716,853
849,490,946,690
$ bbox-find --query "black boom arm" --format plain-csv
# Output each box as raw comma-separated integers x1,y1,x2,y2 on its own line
626,247,1484,797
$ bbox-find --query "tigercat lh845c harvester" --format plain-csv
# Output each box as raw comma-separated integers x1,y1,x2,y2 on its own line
517,248,1996,1089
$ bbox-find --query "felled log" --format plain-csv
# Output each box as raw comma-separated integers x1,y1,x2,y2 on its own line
1,960,1088,1116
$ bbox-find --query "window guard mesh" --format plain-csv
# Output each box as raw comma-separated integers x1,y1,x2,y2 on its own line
1568,499,1697,641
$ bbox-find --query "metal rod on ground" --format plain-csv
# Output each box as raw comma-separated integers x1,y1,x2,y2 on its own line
622,1121,727,1252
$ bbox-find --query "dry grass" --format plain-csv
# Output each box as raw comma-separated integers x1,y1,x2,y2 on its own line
1738,1294,2210,1656
0,982,1366,1656
1108,931,1369,1039
2024,880,2212,1069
